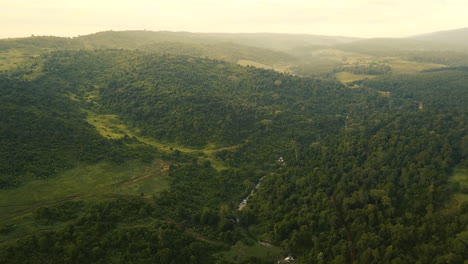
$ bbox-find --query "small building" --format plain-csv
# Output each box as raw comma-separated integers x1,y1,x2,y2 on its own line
277,255,295,263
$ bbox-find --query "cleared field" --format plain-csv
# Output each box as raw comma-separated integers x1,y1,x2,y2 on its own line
87,113,128,140
0,160,169,224
311,48,372,62
237,59,288,73
237,59,273,69
389,60,446,74
335,71,376,83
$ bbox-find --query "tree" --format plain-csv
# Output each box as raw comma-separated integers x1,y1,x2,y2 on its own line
260,119,273,132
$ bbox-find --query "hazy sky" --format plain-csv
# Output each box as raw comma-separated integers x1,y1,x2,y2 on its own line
1,0,467,39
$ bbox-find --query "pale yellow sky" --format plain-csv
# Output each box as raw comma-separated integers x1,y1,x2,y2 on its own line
1,0,467,38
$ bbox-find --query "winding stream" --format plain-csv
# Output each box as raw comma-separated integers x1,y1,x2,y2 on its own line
238,175,266,210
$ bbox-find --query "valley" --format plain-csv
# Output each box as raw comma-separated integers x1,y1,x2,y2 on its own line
0,29,467,264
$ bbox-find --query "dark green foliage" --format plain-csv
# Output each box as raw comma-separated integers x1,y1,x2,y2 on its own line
0,48,466,264
34,201,85,223
98,55,259,147
38,50,353,148
1,199,221,264
246,72,467,263
0,75,101,187
360,69,468,110
0,54,157,188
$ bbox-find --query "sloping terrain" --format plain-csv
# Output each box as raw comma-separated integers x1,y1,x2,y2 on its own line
0,40,466,264
411,27,468,47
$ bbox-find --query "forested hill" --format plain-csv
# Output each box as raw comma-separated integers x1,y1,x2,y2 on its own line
0,30,358,72
0,49,467,263
0,30,358,53
75,31,359,51
0,67,156,188
139,41,297,67
32,50,356,148
0,32,299,71
3,29,468,77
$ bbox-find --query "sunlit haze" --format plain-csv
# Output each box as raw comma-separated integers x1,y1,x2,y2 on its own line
1,0,468,38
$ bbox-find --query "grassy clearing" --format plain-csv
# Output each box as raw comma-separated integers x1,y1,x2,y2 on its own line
88,113,205,152
86,112,236,171
0,49,44,80
312,49,371,62
450,167,468,204
0,160,169,224
217,240,283,263
238,59,273,70
378,91,392,97
0,50,28,70
388,59,446,74
237,59,288,73
333,59,447,84
335,71,376,83
87,113,127,139
303,50,446,76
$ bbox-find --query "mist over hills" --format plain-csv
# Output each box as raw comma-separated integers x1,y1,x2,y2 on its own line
411,27,468,46
2,27,467,50
0,27,466,82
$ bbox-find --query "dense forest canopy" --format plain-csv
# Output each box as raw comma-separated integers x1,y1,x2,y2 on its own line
0,29,467,264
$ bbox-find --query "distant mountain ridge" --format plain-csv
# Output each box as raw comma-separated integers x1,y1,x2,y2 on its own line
1,27,467,73
333,27,468,55
411,27,468,46
2,27,467,50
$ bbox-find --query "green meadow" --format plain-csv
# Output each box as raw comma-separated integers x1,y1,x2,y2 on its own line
335,71,376,83
0,160,169,224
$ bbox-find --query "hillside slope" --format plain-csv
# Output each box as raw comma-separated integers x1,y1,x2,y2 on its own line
0,49,466,264
411,27,468,47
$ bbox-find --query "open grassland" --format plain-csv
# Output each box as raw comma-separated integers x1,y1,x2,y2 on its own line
388,59,446,74
87,113,128,140
311,48,372,62
237,59,273,70
296,49,448,77
0,160,169,224
335,71,376,83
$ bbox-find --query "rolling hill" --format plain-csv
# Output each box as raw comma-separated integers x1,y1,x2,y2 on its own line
0,30,358,72
0,30,467,264
411,27,468,47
